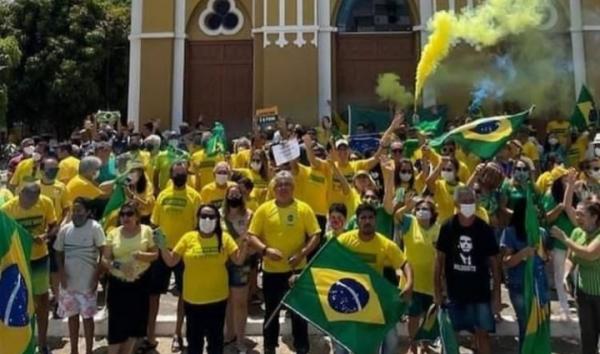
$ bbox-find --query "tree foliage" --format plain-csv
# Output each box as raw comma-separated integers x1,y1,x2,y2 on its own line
0,35,22,130
0,0,130,137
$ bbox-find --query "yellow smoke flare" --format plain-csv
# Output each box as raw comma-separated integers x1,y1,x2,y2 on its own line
414,0,547,106
376,73,414,110
414,11,455,106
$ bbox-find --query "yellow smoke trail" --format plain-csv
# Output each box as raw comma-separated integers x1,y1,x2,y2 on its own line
414,0,547,106
376,73,414,110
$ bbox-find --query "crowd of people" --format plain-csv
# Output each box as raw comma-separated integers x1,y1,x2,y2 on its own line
1,112,600,354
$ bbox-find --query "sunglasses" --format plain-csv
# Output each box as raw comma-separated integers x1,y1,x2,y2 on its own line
119,211,135,217
391,148,403,153
200,214,218,220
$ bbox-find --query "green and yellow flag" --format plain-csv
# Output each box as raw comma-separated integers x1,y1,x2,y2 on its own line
0,211,35,354
283,239,407,354
521,188,551,354
430,107,532,159
414,304,439,342
438,308,459,354
206,122,227,157
571,85,597,130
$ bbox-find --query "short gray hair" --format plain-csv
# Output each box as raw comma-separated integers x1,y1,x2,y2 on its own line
453,185,475,202
144,134,162,148
273,170,294,185
79,156,102,175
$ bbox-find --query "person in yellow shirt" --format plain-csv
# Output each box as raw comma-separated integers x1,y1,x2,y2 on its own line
248,171,321,354
39,156,71,311
9,149,42,192
231,137,252,169
56,143,80,184
153,135,190,192
1,181,58,353
546,117,570,146
155,204,248,354
424,152,464,224
336,203,413,354
201,162,237,207
190,131,225,191
65,156,111,218
566,129,590,168
127,132,153,179
235,149,270,205
123,164,155,224
394,197,439,353
425,140,472,183
0,185,14,206
147,161,203,351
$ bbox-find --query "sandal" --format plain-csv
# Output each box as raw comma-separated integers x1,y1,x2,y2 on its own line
136,339,158,354
171,335,184,352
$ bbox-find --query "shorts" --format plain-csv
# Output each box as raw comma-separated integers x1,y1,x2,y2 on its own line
408,292,433,317
31,256,50,296
148,254,184,295
228,261,251,288
446,301,495,333
58,289,97,319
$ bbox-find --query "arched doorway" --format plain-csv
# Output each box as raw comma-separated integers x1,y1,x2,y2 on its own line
335,0,417,112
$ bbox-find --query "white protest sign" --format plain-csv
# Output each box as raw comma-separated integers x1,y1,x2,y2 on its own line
271,138,300,166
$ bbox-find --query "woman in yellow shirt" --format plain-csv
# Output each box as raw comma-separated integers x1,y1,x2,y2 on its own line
395,197,439,354
123,165,155,224
424,152,463,224
102,202,158,354
156,204,248,354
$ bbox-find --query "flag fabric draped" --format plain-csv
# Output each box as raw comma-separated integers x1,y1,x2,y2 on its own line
412,105,447,138
282,239,407,354
438,307,459,354
521,188,551,354
429,107,532,159
571,85,597,130
0,211,35,354
206,122,227,156
101,176,127,232
414,304,439,342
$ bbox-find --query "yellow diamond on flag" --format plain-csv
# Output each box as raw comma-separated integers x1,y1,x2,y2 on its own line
462,116,512,142
578,101,593,122
310,267,385,324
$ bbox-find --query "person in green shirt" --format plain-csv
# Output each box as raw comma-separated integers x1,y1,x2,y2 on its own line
542,174,577,320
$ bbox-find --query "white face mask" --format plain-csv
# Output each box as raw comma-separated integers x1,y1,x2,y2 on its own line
548,137,558,145
441,171,455,182
460,203,476,218
399,173,412,182
93,170,100,181
591,169,600,180
199,218,217,234
215,174,228,185
416,209,431,220
32,152,41,162
250,162,262,171
594,147,600,157
23,146,35,156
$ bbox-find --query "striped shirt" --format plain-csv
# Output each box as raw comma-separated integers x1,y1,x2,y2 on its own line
570,228,600,296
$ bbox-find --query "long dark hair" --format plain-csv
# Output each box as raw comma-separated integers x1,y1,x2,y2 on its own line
196,203,223,251
394,158,415,190
251,149,269,181
510,198,527,242
223,184,247,217
131,167,148,194
118,201,141,226
551,177,578,208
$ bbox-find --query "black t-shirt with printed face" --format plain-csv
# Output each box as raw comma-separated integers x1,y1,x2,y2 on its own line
436,215,499,304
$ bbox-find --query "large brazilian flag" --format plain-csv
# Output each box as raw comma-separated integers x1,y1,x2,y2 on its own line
283,239,407,354
430,107,533,159
570,85,596,130
0,211,35,354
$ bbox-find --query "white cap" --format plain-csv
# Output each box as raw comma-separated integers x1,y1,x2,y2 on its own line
593,133,600,145
335,139,349,149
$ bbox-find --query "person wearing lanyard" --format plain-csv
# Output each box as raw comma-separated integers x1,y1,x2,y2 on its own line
155,204,248,354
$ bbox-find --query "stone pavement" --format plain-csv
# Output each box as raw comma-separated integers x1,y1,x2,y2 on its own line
48,335,581,354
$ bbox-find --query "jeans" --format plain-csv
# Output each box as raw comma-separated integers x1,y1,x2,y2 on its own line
508,288,525,347
576,289,600,354
263,272,309,352
184,300,227,354
552,249,570,315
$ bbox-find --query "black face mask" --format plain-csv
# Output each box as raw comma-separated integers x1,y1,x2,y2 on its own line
129,143,140,151
227,197,243,208
172,174,187,187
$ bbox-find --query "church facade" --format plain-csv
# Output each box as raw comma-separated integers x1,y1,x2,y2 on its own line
128,0,600,136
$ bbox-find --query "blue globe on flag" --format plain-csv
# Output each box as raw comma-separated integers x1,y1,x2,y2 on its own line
327,278,370,314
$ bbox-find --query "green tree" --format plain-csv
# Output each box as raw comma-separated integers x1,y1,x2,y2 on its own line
0,0,130,137
0,35,22,130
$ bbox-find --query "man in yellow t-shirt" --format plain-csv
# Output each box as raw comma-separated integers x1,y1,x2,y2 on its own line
148,161,202,348
248,171,321,354
56,143,80,185
65,156,108,218
200,161,236,207
10,151,42,192
128,132,153,179
1,181,58,352
190,131,224,191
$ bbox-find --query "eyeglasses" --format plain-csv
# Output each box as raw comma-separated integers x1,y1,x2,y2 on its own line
119,211,135,217
199,214,218,220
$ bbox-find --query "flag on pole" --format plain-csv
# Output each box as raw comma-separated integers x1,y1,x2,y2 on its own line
0,211,35,354
206,122,227,156
570,85,597,130
521,188,551,354
429,107,532,159
282,239,407,354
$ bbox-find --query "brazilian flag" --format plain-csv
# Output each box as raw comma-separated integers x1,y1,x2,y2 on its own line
0,211,35,354
521,188,551,354
283,239,407,354
571,85,597,130
100,179,126,232
414,304,439,342
429,107,532,159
